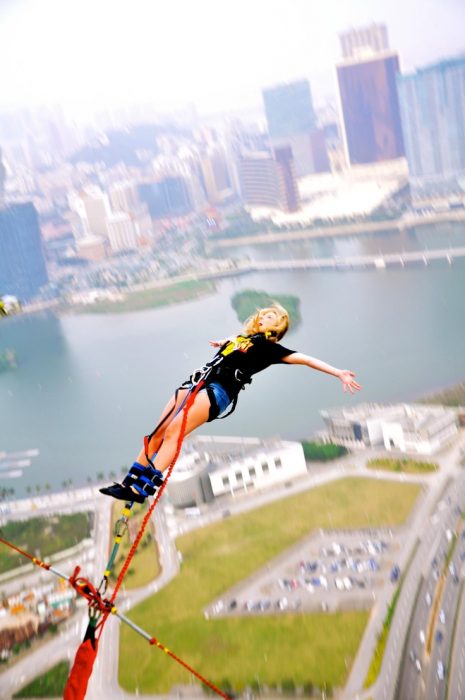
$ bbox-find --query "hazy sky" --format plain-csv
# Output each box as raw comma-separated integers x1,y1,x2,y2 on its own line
1,0,465,118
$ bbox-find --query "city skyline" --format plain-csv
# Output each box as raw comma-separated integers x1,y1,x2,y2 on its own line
1,0,465,121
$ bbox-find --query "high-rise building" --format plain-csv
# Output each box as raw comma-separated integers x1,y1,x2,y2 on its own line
109,181,142,214
199,147,235,205
263,80,316,140
239,153,281,208
0,148,6,207
397,55,465,196
138,176,193,219
0,202,49,301
239,151,299,212
274,147,300,212
337,51,405,165
79,187,111,238
339,23,389,60
263,80,324,177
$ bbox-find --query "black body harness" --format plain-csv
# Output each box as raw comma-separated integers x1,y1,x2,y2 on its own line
143,336,261,467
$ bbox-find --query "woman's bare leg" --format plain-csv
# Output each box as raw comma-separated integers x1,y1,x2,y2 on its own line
135,388,190,466
150,390,211,475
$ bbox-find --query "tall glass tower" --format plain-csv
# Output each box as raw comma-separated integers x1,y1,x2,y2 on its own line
262,80,316,140
337,52,405,165
0,202,49,301
397,55,465,196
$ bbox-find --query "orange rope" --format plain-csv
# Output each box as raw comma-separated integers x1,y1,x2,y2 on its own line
149,635,230,699
106,380,204,608
1,381,232,700
0,534,50,570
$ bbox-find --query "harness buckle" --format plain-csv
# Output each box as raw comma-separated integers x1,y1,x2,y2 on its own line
191,365,210,386
234,369,251,385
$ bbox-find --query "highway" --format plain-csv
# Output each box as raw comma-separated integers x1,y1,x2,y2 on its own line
448,573,465,700
395,481,465,700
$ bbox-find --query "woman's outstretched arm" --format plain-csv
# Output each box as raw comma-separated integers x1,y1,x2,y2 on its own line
282,352,361,394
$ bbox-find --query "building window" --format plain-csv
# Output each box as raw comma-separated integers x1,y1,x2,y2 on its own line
222,476,229,487
275,457,282,469
249,467,256,479
235,472,243,482
261,462,269,473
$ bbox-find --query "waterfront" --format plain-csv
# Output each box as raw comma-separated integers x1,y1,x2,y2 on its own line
1,224,465,495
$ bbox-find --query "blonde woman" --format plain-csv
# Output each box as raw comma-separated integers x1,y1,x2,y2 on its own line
100,304,361,503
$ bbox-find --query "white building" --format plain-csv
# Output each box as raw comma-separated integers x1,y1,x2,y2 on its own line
106,212,138,253
321,402,459,455
109,180,141,214
167,435,307,508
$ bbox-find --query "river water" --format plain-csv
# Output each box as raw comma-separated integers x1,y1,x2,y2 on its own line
1,223,465,495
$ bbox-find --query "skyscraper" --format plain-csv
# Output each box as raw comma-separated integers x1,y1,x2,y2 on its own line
337,51,405,165
397,55,465,196
262,80,325,177
238,151,300,212
138,176,193,219
339,23,389,60
274,147,300,212
0,148,6,207
263,80,316,140
0,202,49,301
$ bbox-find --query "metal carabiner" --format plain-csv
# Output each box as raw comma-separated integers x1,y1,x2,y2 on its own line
190,365,210,386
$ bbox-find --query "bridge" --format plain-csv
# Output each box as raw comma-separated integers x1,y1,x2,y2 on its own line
235,245,465,272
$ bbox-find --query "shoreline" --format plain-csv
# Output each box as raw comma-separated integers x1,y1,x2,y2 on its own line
207,210,465,249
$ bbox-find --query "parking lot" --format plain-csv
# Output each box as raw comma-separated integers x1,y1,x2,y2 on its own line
205,528,400,618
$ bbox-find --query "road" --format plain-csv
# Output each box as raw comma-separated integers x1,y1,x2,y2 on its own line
2,433,465,700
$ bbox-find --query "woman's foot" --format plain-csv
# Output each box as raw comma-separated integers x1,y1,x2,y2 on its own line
99,482,145,504
99,461,164,503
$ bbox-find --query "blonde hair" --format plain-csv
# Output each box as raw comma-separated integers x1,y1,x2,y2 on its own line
243,303,289,341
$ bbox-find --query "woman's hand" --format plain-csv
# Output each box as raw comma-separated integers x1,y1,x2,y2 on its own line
209,339,226,348
338,370,361,394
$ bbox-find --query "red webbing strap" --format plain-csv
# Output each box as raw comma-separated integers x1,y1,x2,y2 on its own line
63,636,98,700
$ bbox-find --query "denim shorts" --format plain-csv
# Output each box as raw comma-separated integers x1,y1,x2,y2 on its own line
206,382,231,418
180,380,232,421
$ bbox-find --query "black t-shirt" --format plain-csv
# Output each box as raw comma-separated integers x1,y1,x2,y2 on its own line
209,333,296,398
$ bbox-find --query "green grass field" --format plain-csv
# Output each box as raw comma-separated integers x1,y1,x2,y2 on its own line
13,661,69,698
366,457,438,474
0,513,91,573
75,279,215,314
119,477,421,693
108,502,161,589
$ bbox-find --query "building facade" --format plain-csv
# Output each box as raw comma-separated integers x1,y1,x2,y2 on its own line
337,52,405,165
339,23,389,60
138,176,193,219
321,403,458,455
263,80,316,140
238,151,300,213
167,436,307,508
0,202,49,301
397,56,465,197
262,80,326,177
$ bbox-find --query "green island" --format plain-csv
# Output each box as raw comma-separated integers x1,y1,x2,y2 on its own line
231,289,301,328
13,660,70,698
367,457,438,474
109,502,161,589
72,279,216,314
0,512,92,574
0,349,17,372
119,477,421,694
